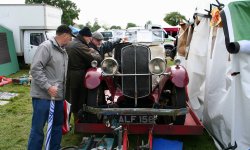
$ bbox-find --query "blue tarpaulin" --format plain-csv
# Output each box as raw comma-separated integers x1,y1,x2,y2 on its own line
69,25,80,35
153,138,183,150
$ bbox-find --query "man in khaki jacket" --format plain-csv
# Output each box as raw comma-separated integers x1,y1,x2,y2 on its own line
66,27,102,123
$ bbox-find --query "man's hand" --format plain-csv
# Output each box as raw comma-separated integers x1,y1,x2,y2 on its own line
121,37,128,43
48,86,58,98
89,48,96,53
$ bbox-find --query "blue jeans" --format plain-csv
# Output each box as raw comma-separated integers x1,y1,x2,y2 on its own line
28,98,63,150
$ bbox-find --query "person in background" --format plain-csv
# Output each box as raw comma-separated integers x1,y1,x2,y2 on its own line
28,24,73,150
89,31,123,59
65,27,102,123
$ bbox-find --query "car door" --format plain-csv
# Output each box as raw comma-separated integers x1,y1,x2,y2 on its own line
24,31,45,64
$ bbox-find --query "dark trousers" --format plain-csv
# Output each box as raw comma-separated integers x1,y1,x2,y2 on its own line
67,70,87,122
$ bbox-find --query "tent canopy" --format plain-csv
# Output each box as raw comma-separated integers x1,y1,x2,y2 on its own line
0,25,19,76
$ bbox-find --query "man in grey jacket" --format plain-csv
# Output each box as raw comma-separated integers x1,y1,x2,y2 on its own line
28,25,73,150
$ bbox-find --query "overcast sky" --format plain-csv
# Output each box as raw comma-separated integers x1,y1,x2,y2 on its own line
0,0,230,28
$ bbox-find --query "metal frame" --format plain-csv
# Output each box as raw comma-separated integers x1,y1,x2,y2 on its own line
102,73,170,76
82,105,187,116
75,103,203,135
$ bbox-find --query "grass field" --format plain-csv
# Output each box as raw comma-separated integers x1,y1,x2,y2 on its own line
0,69,217,150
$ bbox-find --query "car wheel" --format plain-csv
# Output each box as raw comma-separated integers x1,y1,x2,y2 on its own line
156,84,186,125
60,146,78,150
171,86,186,125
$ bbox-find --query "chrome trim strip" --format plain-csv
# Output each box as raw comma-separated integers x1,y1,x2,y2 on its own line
82,105,188,116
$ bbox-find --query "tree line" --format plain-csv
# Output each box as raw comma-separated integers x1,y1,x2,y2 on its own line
25,0,186,31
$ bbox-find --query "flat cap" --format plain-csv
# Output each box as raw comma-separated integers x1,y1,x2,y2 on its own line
92,32,104,40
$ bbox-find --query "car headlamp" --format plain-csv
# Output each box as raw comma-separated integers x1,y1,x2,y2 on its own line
149,57,166,75
101,58,118,75
174,59,181,65
91,60,98,68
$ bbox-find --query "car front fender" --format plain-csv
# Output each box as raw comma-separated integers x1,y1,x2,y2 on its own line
85,67,102,89
169,65,189,88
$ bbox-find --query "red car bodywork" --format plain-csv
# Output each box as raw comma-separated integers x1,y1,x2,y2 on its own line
77,64,203,135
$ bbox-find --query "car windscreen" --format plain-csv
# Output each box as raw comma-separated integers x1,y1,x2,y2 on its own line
101,32,113,39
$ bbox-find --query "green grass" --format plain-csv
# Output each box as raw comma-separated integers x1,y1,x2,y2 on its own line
0,69,216,150
0,70,32,149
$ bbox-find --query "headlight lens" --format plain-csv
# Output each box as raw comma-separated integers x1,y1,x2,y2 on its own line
174,59,181,65
149,58,166,75
101,58,118,74
91,60,98,68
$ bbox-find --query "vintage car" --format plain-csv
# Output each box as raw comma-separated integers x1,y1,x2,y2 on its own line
75,29,203,142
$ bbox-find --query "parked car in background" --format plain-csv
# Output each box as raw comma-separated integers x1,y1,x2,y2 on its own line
101,31,113,41
101,30,126,41
101,30,126,57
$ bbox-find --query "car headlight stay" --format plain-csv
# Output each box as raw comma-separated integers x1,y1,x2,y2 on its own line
148,57,166,75
101,58,118,75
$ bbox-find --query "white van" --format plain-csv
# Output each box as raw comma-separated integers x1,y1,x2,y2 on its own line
101,30,126,41
0,4,62,64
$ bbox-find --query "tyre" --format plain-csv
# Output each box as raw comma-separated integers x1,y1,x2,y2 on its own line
164,46,173,57
82,84,105,123
164,45,177,60
156,84,187,125
171,86,186,125
60,146,78,150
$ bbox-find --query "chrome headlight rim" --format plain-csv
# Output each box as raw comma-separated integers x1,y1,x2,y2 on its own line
101,58,119,75
148,57,166,75
174,58,181,65
91,60,98,68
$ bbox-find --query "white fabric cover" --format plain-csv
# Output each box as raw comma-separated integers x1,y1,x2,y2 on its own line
203,28,233,149
186,17,210,119
190,26,250,149
229,53,250,149
238,40,250,53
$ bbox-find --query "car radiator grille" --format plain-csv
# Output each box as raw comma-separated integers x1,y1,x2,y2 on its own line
121,45,151,98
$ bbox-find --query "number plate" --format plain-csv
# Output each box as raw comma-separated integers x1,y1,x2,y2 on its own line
118,115,155,124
